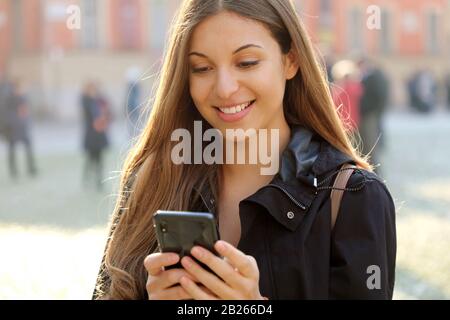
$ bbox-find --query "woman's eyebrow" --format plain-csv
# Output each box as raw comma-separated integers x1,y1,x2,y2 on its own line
188,44,263,58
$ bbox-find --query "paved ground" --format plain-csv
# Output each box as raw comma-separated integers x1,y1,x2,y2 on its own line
380,111,450,299
0,111,449,299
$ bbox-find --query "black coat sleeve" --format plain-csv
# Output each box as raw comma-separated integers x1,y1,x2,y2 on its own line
329,175,397,299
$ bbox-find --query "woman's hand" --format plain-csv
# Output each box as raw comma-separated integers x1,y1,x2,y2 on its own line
179,240,266,300
144,252,198,300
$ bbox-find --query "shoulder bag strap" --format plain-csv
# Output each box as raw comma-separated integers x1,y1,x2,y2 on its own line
330,163,357,230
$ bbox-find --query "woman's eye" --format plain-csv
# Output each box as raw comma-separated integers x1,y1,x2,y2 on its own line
191,66,211,74
191,61,259,73
238,61,259,68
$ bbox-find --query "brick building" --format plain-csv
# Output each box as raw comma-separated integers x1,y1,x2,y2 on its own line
299,0,450,108
0,0,178,120
0,0,448,120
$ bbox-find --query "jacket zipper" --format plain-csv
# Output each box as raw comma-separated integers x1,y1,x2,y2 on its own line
198,192,221,236
265,184,307,210
199,192,214,214
199,183,307,225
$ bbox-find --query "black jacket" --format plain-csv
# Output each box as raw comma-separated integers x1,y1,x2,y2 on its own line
193,126,396,299
93,126,396,299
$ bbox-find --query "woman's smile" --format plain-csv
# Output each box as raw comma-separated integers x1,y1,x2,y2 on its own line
214,99,256,122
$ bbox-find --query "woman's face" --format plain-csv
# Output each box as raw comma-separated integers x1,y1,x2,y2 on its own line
188,11,298,136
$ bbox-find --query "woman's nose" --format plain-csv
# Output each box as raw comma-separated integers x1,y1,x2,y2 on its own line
214,69,239,100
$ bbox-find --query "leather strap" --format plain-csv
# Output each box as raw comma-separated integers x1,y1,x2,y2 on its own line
330,163,357,230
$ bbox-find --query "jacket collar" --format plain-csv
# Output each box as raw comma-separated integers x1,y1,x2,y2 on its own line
195,126,355,230
279,126,354,181
244,126,354,231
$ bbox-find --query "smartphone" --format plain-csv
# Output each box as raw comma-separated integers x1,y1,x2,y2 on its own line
153,210,220,273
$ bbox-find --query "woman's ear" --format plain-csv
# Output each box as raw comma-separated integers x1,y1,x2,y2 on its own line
284,46,299,80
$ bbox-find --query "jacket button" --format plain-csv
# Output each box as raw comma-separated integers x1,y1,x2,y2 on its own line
287,211,295,219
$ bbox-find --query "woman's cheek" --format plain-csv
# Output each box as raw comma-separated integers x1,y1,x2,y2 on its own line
191,79,213,105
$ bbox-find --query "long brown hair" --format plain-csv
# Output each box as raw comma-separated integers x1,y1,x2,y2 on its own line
99,0,371,299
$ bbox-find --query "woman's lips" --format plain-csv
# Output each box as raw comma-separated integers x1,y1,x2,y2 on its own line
215,100,256,123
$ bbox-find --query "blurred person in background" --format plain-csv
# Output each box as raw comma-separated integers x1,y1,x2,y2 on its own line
445,73,450,111
331,60,363,133
408,69,437,113
5,79,37,180
125,67,143,139
0,73,11,140
81,81,111,191
407,71,420,112
416,69,437,113
358,58,389,174
324,55,335,84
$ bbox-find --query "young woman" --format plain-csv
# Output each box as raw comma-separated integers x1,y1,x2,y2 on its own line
93,0,396,300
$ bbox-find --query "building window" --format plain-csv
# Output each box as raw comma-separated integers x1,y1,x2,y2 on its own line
81,0,98,49
426,11,439,54
319,0,332,27
348,7,364,53
149,0,169,50
380,10,393,54
117,0,140,49
402,12,419,34
12,0,22,52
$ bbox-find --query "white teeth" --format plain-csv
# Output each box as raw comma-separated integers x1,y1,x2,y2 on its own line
218,101,253,115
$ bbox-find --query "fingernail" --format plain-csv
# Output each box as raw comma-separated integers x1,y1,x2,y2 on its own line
191,246,205,258
182,256,192,267
215,240,226,252
168,254,179,263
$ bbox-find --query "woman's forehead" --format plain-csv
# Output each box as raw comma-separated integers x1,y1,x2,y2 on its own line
189,11,273,52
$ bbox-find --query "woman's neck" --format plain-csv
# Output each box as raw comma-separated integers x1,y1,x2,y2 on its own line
221,119,291,187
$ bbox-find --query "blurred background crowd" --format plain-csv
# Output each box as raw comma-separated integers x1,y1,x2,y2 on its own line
0,0,449,299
